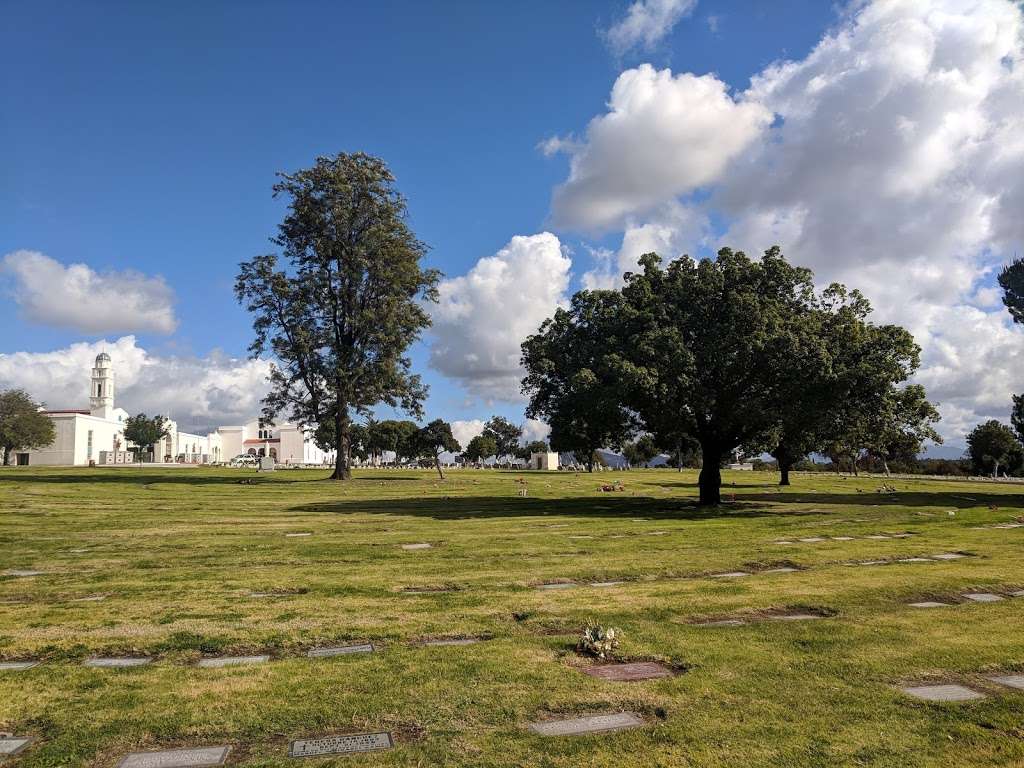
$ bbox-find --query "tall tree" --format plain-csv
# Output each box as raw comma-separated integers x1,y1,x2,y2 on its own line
463,434,497,465
411,419,460,479
966,420,1022,477
620,247,820,504
0,389,56,466
621,435,659,468
123,414,169,463
758,286,930,485
481,416,522,466
1011,394,1024,444
998,258,1024,324
235,152,440,481
521,290,636,472
372,419,418,464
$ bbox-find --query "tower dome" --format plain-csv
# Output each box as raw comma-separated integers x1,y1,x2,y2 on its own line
95,352,112,366
90,353,115,419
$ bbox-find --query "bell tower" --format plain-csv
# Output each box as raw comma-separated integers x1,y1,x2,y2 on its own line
89,352,115,420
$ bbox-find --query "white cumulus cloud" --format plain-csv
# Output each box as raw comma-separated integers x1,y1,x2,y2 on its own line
0,336,271,433
449,419,486,450
549,64,771,232
428,233,572,401
605,0,698,55
1,250,178,334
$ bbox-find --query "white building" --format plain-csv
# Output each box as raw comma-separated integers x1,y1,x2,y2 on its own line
529,451,560,470
17,353,332,467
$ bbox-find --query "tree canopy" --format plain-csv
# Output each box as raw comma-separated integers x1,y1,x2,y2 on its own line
998,258,1024,325
481,416,522,465
0,389,55,466
123,414,169,462
411,419,460,478
235,152,439,480
463,434,498,465
966,420,1021,477
521,289,636,472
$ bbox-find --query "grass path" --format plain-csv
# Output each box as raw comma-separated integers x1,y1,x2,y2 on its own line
1,467,1023,766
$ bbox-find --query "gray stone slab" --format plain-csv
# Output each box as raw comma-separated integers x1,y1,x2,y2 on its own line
709,571,750,578
288,732,393,758
285,532,312,537
1011,590,1024,597
798,538,825,543
891,533,914,538
422,638,480,646
763,567,798,573
3,569,43,577
0,661,39,671
696,619,745,626
932,553,967,560
85,657,152,668
898,557,934,563
307,644,373,658
963,593,1003,602
767,613,823,621
901,684,985,702
773,540,795,545
0,736,32,756
528,712,644,737
831,536,855,541
581,662,673,682
909,601,950,608
865,535,892,540
197,655,269,668
537,582,576,590
117,746,230,768
401,543,431,550
589,581,625,587
987,674,1024,690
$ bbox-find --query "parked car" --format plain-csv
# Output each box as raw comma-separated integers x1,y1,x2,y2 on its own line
229,454,259,467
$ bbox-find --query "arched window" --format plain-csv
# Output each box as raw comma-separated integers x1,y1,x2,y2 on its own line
247,448,257,456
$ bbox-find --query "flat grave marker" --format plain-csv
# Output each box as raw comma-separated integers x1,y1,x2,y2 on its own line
0,736,32,757
116,745,230,768
197,655,269,668
401,543,431,550
695,619,745,627
987,674,1024,690
537,582,576,590
832,536,855,541
763,567,798,574
589,581,625,587
932,553,967,560
901,684,985,702
3,570,44,577
1011,590,1024,597
963,593,1003,603
0,661,39,671
766,613,823,621
528,712,644,737
898,557,933,563
798,538,825,543
285,533,312,538
85,657,152,668
422,638,481,647
581,662,673,682
909,601,950,608
288,732,393,757
307,644,373,658
709,571,750,578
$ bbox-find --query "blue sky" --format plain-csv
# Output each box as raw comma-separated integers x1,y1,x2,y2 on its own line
3,0,1023,449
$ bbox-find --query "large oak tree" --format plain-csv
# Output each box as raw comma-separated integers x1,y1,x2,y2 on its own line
0,389,56,465
236,153,439,480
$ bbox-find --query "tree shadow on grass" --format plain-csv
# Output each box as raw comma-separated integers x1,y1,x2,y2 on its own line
289,495,841,522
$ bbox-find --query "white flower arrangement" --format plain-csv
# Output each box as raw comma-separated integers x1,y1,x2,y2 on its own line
578,620,621,659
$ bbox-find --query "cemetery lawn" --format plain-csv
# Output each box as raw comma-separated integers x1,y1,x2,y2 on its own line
2,467,1024,768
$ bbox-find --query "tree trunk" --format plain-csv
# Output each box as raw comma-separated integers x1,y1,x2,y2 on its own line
779,461,791,486
697,443,722,505
330,407,352,480
435,454,445,479
882,457,891,476
2,446,10,466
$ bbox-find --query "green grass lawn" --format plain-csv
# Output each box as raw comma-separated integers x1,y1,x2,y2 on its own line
1,467,1023,767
